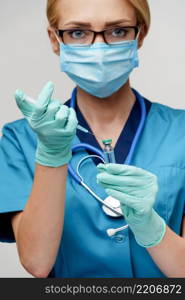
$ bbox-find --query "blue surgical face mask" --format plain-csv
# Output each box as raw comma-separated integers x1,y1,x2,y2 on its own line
58,40,139,98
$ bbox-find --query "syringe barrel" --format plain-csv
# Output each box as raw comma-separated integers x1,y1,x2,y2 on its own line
102,139,116,163
103,150,116,163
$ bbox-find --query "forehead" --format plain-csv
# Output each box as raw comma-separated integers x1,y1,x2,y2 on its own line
57,0,137,27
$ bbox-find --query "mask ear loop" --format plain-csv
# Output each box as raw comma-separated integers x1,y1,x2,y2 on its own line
132,26,142,57
53,30,61,44
135,25,143,44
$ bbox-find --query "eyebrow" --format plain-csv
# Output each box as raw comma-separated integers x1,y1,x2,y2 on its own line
63,19,133,28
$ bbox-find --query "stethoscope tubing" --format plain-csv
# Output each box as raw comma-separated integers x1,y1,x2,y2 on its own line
81,181,123,217
68,143,105,184
67,87,147,218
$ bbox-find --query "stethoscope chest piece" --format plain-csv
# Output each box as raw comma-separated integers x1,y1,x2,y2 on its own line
102,196,122,218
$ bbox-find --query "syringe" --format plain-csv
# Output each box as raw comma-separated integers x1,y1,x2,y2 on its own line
23,95,93,135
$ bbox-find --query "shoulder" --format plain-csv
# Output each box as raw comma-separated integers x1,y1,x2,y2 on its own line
1,118,37,148
146,101,185,163
150,101,185,123
3,118,27,129
2,118,34,135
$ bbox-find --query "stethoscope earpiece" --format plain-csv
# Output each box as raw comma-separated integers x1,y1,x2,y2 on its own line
107,224,129,237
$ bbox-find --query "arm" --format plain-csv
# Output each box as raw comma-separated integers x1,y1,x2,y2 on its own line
12,164,67,278
147,217,185,278
13,82,78,277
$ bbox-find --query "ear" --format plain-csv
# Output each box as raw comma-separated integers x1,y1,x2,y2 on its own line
47,26,60,56
137,24,147,49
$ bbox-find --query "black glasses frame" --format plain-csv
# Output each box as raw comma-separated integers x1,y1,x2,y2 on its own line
56,26,139,45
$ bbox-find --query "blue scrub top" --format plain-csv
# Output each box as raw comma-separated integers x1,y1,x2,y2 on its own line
0,90,185,278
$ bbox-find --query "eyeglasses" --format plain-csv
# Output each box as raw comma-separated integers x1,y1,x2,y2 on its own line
55,26,139,45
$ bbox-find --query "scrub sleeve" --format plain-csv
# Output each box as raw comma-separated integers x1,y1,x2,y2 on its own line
0,119,37,242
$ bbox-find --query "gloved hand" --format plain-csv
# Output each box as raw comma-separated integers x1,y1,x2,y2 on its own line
15,82,78,167
96,163,166,248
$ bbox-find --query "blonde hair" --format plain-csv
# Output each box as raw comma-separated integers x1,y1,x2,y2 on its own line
46,0,59,28
47,0,151,33
129,0,151,34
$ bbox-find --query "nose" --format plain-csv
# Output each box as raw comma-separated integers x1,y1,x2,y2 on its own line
93,32,105,44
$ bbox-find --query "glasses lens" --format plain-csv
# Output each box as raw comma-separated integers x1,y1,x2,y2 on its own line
63,30,94,45
105,27,137,44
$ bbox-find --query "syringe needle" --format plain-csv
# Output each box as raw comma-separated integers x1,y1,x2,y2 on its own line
24,96,101,138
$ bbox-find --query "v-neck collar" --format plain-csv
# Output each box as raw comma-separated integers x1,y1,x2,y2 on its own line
65,91,152,165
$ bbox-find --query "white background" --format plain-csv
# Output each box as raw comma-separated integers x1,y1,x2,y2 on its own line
0,0,185,277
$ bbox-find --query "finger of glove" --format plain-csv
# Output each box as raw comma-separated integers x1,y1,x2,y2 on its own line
101,182,155,199
97,171,157,200
55,105,71,127
121,204,131,219
64,108,78,133
97,163,153,177
105,188,135,207
29,99,62,129
105,188,154,214
32,82,54,119
44,99,61,120
105,188,144,212
14,90,35,118
96,172,148,187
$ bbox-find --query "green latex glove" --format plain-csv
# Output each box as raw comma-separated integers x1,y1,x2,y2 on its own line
14,82,78,167
96,163,166,248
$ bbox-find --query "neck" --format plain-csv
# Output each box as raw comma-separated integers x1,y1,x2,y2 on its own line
76,81,136,127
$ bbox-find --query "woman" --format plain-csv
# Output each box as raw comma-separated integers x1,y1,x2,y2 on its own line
0,0,185,278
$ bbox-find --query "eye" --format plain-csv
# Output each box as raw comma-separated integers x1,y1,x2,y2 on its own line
112,28,127,37
69,30,86,39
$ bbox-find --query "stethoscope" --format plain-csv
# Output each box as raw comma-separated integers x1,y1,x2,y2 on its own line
68,87,147,236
